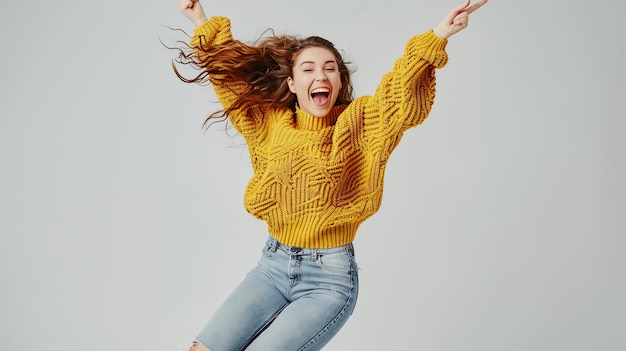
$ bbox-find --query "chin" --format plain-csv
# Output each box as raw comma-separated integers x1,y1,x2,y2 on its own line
310,106,332,117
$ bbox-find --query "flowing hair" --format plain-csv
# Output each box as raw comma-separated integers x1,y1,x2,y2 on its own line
170,29,354,128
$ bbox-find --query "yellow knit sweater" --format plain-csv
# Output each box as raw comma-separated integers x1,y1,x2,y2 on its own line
192,17,448,248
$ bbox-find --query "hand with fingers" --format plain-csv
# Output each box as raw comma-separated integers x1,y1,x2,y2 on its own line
179,0,208,27
434,0,488,39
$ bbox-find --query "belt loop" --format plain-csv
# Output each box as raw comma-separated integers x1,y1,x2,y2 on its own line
311,249,318,262
270,238,278,253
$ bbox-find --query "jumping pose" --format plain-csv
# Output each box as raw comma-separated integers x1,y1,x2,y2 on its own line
173,1,488,350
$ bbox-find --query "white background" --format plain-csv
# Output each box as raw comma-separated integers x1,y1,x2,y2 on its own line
1,0,624,350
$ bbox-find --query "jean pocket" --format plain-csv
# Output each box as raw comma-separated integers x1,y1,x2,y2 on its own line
316,251,353,274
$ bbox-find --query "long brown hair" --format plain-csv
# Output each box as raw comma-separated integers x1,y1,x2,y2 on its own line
172,30,354,128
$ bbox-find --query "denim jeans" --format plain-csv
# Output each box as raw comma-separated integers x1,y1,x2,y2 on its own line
194,236,359,351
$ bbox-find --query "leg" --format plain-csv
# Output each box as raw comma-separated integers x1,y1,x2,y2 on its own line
247,289,357,351
246,249,359,351
193,264,289,351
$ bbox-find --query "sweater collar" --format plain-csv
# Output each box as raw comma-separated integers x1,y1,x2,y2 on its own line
294,105,344,131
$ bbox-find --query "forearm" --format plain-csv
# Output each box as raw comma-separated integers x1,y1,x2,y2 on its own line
190,16,233,51
369,30,448,131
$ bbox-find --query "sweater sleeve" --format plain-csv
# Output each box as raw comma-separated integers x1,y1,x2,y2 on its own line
360,30,448,159
191,17,259,139
191,16,233,49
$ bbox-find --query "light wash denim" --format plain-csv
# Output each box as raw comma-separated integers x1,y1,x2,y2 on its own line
194,236,359,351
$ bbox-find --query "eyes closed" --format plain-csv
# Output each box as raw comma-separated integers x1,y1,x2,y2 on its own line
302,67,337,73
299,61,338,73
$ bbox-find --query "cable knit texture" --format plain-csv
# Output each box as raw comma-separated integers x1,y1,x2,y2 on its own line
192,16,448,248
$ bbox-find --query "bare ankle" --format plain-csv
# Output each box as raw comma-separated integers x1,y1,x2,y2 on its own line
189,342,210,351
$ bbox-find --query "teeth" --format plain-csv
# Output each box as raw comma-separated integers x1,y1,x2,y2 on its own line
311,88,330,94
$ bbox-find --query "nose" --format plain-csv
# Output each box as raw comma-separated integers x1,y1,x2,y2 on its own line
315,71,328,82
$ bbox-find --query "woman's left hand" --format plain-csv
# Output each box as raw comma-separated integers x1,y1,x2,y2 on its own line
433,0,488,39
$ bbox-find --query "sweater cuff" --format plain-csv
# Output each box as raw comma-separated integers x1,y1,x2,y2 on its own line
191,16,232,49
407,30,449,68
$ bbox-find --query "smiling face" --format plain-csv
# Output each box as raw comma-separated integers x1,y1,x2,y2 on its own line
287,47,343,118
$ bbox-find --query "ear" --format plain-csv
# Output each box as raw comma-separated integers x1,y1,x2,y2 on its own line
287,77,296,93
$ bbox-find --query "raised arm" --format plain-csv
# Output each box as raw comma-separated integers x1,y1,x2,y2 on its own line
355,0,488,158
178,0,260,136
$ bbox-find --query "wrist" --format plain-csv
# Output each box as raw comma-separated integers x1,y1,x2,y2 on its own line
433,27,449,39
194,15,209,27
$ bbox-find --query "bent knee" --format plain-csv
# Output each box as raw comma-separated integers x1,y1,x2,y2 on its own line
189,342,211,351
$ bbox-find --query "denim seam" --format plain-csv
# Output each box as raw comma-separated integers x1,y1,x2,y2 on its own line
297,260,357,351
239,302,290,351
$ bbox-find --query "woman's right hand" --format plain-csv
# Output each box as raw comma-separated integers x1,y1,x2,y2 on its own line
179,0,208,27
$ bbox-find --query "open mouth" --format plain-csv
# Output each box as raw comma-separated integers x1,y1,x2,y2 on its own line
311,87,330,106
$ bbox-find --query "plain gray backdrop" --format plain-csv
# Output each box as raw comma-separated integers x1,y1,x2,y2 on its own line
1,0,624,350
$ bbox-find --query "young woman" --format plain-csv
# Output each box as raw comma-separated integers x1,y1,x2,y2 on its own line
173,1,488,350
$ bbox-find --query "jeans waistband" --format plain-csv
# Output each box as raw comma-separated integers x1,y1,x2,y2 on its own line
266,236,354,257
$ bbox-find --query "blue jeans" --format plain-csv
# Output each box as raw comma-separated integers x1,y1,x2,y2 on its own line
194,236,359,351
